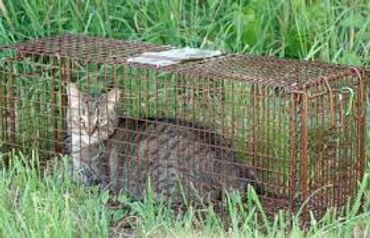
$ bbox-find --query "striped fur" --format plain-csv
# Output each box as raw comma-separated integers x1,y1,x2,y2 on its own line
109,119,257,204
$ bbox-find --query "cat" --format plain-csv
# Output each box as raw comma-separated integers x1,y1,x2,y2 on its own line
65,83,117,186
65,82,258,204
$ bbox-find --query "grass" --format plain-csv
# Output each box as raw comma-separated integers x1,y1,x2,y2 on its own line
0,0,369,237
0,0,369,65
1,151,370,237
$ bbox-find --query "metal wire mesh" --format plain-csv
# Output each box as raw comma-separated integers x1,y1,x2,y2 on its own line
0,34,367,223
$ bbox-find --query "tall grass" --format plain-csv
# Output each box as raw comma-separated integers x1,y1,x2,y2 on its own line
0,0,369,65
1,151,369,237
0,0,369,237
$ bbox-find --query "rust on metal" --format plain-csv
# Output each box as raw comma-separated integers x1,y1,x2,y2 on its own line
301,92,308,224
289,92,296,214
354,68,366,181
0,34,367,222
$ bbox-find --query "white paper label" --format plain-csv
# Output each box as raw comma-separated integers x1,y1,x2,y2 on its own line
127,47,222,67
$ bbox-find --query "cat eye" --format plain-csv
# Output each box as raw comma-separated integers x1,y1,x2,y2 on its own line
98,118,107,125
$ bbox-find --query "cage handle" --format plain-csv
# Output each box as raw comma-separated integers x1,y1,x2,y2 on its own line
323,68,363,128
348,67,365,121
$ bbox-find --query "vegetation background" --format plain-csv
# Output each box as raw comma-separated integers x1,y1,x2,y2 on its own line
0,0,369,237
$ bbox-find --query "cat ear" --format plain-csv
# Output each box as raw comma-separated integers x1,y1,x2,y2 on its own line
66,83,80,107
106,87,121,110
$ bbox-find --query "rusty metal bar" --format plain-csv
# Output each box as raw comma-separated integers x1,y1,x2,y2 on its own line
52,57,59,153
251,84,257,172
289,92,297,214
0,61,7,145
355,69,366,182
301,92,309,224
60,58,69,152
9,61,16,146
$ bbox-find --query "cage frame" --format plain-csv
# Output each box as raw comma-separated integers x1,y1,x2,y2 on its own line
0,34,367,224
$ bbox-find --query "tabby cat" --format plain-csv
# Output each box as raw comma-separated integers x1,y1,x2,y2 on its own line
66,82,257,204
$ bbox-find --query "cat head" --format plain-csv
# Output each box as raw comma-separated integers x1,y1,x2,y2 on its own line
66,82,121,144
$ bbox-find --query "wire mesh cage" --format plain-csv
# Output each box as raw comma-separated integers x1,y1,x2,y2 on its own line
0,34,367,222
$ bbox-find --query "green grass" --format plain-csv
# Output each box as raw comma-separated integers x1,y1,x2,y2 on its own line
0,0,369,237
1,151,370,237
0,0,369,65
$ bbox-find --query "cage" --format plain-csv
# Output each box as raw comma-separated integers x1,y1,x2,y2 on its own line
0,34,367,222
